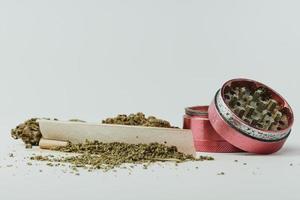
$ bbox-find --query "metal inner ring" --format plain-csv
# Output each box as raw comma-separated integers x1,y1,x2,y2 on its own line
214,89,290,142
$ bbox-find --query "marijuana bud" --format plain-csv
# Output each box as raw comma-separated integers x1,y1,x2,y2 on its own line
11,118,42,147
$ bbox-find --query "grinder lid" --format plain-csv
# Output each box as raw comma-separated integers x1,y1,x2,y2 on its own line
207,78,294,154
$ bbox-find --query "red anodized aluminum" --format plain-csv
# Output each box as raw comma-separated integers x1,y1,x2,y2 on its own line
208,78,294,154
183,106,242,152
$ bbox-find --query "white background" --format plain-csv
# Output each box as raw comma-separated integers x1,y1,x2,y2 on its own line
0,0,299,199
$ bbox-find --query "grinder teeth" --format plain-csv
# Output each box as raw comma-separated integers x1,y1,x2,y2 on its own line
224,87,288,131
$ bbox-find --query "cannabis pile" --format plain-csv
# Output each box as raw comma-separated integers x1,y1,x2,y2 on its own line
11,118,42,148
102,112,176,128
30,141,213,171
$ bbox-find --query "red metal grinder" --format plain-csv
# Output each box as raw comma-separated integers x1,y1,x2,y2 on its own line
208,78,294,154
183,106,242,152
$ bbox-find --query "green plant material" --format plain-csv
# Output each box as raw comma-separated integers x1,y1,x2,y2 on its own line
102,112,177,128
30,141,214,171
11,118,42,148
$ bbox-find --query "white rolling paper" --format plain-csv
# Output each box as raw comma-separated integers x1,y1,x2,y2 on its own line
38,119,196,156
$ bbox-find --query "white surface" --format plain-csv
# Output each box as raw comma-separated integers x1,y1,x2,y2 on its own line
0,0,300,199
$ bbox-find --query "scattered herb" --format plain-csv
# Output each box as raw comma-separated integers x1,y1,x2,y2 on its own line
30,141,214,171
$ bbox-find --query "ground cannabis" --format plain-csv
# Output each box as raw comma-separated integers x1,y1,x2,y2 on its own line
30,141,214,171
11,118,42,148
102,112,177,128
